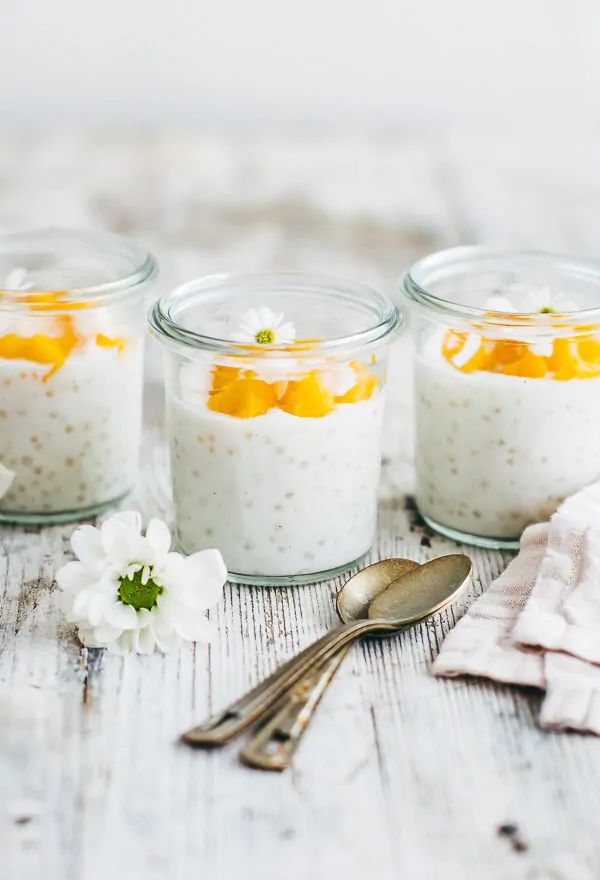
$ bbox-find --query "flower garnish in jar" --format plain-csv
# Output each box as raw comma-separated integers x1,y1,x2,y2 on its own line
0,230,157,523
401,247,600,548
150,273,401,585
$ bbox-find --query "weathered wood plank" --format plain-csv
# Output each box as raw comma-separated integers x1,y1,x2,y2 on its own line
1,132,600,880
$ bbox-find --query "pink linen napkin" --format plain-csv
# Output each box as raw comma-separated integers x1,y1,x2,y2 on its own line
433,482,600,734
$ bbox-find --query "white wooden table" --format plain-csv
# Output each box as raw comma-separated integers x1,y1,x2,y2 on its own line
2,132,600,880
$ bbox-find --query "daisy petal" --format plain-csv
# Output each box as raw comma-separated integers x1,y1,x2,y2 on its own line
55,561,92,593
104,601,138,630
153,551,186,590
101,516,150,568
109,511,143,533
136,627,157,654
149,602,174,636
72,589,93,619
77,625,104,648
145,518,171,558
87,592,112,627
180,549,227,610
172,609,215,643
71,525,105,570
107,632,134,655
154,630,182,654
276,320,296,343
93,623,122,644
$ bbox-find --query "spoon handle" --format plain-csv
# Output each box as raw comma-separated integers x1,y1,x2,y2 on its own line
181,619,392,747
239,643,353,771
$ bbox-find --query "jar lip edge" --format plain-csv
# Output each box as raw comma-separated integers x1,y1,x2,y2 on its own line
0,228,158,308
400,245,600,327
149,271,402,355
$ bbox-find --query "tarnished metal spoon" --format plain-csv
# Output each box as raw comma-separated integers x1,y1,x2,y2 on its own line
240,554,471,770
181,558,420,747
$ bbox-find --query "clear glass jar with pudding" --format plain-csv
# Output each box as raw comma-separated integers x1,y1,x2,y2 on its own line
150,273,402,585
401,247,600,548
0,229,157,523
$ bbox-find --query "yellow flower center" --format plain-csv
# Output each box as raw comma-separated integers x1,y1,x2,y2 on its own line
255,328,275,344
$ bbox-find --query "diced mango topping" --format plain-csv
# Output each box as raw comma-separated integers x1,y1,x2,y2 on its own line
208,372,277,418
206,360,377,418
442,329,600,380
0,290,127,378
279,373,335,418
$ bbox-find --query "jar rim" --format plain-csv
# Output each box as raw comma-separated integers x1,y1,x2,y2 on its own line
0,228,158,310
149,271,402,356
401,245,600,329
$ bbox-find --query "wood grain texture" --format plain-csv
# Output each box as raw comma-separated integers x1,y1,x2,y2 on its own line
1,132,600,880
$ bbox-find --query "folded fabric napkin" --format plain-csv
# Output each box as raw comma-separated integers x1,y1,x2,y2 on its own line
433,482,600,734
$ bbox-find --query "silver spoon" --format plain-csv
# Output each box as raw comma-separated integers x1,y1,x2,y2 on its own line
240,554,471,770
182,555,471,749
181,557,419,747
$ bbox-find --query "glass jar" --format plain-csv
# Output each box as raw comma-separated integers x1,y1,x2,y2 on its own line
150,272,401,585
401,246,600,549
0,229,157,523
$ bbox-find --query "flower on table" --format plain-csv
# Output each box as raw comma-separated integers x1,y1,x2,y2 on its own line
232,307,296,346
56,511,227,655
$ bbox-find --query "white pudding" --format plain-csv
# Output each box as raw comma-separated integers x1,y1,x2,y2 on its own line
415,348,600,539
167,391,385,577
0,343,143,516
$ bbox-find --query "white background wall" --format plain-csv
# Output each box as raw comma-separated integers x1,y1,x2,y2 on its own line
1,0,599,130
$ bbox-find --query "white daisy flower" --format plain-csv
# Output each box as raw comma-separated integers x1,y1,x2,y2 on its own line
485,286,579,315
491,283,578,315
232,307,296,346
520,286,578,314
56,511,227,655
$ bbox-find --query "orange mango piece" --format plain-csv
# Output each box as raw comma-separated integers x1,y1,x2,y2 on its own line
210,364,241,393
498,350,548,378
208,372,276,418
279,373,334,418
577,335,600,365
489,339,528,366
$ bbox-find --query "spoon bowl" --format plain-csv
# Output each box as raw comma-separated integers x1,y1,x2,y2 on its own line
336,557,421,623
367,554,472,624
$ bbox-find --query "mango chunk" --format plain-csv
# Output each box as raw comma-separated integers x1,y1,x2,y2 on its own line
279,373,334,418
210,365,241,393
498,350,548,378
208,372,277,418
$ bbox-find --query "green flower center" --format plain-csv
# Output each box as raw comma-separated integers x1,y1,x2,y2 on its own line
118,568,163,611
538,306,555,314
255,328,275,344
